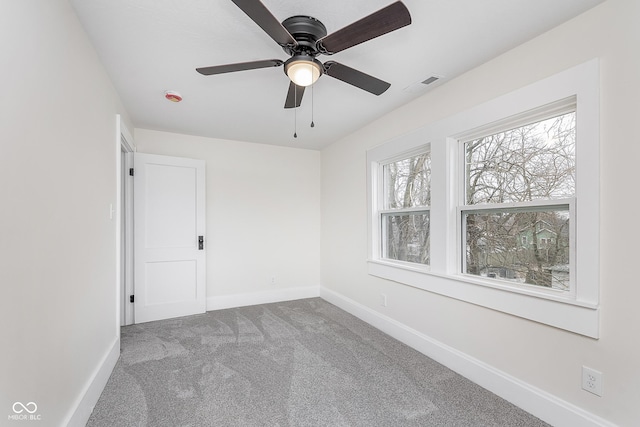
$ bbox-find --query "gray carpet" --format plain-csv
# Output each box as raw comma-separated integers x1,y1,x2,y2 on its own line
87,298,549,426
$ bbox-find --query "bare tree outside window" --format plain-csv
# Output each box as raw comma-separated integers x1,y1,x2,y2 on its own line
463,112,575,289
382,151,431,265
384,153,431,209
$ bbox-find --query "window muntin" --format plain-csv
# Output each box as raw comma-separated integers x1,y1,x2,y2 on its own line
379,149,431,266
461,109,576,293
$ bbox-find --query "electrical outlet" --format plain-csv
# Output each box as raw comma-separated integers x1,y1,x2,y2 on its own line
380,293,387,307
582,366,603,396
270,276,276,285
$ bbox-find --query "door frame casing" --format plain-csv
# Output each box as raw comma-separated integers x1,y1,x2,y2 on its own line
116,115,135,327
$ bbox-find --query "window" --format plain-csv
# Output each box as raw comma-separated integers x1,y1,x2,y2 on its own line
461,107,575,293
367,60,599,337
379,148,431,266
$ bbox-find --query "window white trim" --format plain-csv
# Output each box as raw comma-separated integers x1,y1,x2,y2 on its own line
368,142,431,264
367,59,599,338
454,96,577,143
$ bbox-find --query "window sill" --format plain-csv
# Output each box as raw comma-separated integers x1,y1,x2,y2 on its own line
367,260,599,338
368,258,431,273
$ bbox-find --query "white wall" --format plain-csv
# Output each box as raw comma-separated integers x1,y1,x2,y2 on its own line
0,0,131,425
134,130,321,307
321,0,640,425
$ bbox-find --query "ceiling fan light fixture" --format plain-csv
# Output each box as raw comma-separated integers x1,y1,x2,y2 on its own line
285,56,322,87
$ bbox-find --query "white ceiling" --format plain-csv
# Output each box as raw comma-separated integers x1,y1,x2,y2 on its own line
70,0,603,150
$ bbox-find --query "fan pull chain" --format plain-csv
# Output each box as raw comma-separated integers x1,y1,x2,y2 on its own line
310,83,315,128
293,85,298,138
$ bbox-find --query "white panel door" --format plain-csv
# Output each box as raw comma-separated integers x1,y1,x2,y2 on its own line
134,153,206,323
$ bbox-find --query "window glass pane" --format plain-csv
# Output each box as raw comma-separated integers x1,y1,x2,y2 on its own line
464,209,570,290
465,112,575,205
382,212,430,265
384,152,431,209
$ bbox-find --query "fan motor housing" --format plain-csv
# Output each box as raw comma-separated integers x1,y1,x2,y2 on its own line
281,16,327,55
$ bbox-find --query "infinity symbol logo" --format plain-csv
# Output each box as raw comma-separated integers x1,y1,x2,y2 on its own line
12,402,38,414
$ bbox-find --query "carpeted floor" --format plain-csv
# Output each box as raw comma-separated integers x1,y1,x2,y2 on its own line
87,298,549,426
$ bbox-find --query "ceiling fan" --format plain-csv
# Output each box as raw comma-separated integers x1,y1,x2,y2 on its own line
196,0,412,109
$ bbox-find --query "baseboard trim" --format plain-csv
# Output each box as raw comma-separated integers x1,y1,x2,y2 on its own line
64,336,120,427
319,287,616,427
207,286,320,311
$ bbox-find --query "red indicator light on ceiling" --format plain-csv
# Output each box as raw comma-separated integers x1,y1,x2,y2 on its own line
165,91,183,102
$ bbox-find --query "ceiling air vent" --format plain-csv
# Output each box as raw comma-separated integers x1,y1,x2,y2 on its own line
421,76,440,85
403,74,444,93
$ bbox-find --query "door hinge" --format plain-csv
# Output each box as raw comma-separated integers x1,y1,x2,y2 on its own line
129,168,134,176
130,295,134,303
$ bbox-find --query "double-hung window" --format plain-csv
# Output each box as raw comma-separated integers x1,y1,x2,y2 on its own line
367,60,599,337
459,100,576,295
377,147,431,266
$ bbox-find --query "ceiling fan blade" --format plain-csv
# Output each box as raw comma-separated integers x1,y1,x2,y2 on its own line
284,82,305,109
317,1,411,54
196,59,283,75
231,0,297,47
324,61,390,95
